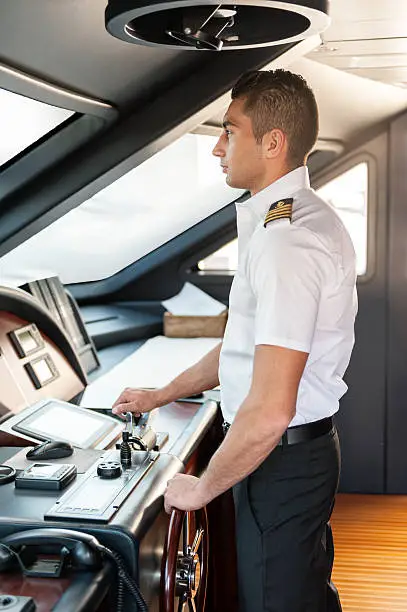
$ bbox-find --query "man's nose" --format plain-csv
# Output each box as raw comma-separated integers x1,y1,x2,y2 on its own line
212,134,225,158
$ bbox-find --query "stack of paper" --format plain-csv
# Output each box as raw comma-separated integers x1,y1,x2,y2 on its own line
162,282,226,316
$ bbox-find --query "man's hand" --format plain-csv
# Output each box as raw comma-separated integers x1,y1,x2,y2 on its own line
112,387,160,418
164,474,211,514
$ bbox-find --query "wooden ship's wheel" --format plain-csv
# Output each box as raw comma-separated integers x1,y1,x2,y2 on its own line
160,508,208,612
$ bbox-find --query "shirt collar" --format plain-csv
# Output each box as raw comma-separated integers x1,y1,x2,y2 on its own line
237,166,310,223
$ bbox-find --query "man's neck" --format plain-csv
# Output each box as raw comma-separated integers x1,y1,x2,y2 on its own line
250,164,302,196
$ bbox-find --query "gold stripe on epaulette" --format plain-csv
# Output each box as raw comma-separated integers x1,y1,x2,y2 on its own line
264,198,293,227
264,213,291,225
264,213,291,226
264,205,292,218
264,209,292,225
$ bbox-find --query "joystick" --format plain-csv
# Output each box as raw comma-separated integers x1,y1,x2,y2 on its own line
118,412,158,468
119,431,132,468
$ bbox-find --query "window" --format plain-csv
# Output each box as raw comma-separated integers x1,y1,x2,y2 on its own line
0,88,74,167
317,162,368,276
198,162,369,275
0,133,243,285
198,239,238,272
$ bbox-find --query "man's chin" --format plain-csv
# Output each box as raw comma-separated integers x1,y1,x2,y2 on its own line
225,174,236,188
225,174,244,190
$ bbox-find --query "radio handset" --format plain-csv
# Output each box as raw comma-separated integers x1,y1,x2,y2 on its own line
0,528,102,575
0,528,148,611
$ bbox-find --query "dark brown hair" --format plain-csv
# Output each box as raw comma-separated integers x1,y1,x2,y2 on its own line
231,69,319,168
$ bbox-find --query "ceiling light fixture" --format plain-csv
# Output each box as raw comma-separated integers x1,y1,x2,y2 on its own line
105,0,330,51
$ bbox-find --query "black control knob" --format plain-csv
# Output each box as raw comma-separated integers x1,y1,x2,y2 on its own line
97,461,122,479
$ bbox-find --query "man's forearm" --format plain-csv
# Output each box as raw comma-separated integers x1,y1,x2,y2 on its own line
155,342,222,405
198,396,293,500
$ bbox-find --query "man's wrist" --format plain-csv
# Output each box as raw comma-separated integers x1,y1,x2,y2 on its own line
152,387,171,407
153,383,198,407
196,475,217,505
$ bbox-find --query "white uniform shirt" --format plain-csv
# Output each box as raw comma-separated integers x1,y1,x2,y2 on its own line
219,166,358,427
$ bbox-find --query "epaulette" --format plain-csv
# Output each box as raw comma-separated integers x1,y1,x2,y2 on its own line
263,198,293,227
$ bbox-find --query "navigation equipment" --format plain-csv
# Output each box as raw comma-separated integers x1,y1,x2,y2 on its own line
15,463,77,491
12,399,122,449
8,323,44,358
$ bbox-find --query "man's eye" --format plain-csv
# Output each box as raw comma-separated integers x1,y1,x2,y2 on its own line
225,129,232,137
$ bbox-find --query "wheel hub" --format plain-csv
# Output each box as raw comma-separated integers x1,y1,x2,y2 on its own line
175,552,201,598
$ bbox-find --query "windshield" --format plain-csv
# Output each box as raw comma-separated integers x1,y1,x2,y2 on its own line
0,133,243,286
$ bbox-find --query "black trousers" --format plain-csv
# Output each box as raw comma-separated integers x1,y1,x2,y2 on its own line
233,428,341,612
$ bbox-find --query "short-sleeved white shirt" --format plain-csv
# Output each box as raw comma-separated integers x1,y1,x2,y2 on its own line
219,166,358,427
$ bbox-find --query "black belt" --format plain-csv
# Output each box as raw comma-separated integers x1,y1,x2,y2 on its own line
222,416,334,446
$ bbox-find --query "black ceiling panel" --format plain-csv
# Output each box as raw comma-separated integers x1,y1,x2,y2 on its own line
0,0,205,108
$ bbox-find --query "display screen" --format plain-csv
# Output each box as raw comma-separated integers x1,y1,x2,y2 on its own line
32,358,54,384
10,324,43,358
18,329,39,353
13,400,118,448
28,464,59,477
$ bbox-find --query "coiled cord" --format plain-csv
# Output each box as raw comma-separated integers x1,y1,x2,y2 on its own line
100,546,148,612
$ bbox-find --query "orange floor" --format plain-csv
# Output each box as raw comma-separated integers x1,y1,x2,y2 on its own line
331,494,407,612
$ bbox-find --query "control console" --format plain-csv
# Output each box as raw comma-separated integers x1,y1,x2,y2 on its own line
45,449,157,523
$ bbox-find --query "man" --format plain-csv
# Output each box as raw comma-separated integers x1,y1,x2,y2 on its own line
112,69,357,612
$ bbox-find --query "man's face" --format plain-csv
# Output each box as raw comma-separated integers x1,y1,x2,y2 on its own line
212,98,266,192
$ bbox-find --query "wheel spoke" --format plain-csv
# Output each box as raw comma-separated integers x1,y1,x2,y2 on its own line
183,513,190,556
191,528,204,555
188,598,197,612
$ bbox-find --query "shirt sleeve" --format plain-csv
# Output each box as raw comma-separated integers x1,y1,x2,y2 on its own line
247,224,328,353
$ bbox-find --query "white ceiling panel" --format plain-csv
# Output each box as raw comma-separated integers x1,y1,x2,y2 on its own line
286,57,407,142
312,38,407,70
323,0,407,41
309,0,407,89
313,38,407,57
343,66,407,87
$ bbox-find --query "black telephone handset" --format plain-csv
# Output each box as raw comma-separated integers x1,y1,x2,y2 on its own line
0,528,149,611
0,528,102,574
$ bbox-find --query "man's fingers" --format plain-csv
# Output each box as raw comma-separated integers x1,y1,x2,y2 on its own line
112,403,144,418
112,392,128,409
164,501,173,514
112,387,137,408
111,404,127,417
112,402,134,416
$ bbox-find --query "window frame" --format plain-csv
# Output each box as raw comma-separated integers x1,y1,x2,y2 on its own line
0,64,117,206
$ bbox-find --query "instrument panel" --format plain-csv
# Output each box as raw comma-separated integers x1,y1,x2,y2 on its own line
8,323,44,358
0,312,84,420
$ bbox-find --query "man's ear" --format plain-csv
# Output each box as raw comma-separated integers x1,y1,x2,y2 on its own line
262,128,287,159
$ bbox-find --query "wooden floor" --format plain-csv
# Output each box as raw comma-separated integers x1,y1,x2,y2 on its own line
331,494,407,611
